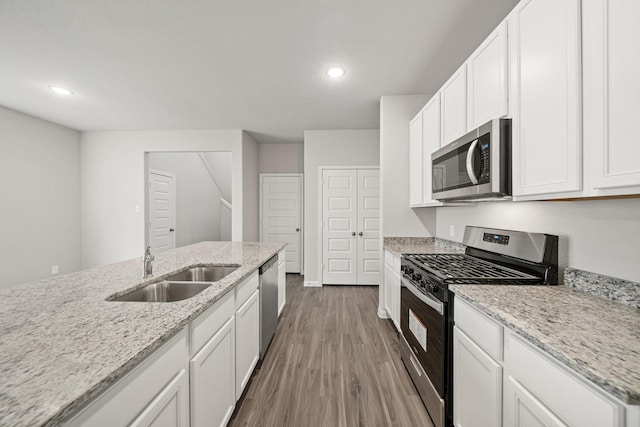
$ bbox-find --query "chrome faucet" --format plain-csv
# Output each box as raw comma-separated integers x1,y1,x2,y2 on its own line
143,246,154,279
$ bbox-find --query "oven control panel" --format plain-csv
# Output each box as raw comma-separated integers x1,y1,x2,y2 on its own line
483,232,510,245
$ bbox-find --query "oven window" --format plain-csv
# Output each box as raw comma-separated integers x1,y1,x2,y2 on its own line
401,287,446,397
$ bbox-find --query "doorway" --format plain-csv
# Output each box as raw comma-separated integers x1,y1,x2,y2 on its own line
260,174,303,273
148,169,176,253
320,167,380,285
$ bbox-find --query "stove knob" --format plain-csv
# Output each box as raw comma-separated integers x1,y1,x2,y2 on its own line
406,267,413,275
428,284,437,293
412,273,422,281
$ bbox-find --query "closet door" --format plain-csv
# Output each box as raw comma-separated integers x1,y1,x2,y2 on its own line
322,170,358,285
356,170,380,285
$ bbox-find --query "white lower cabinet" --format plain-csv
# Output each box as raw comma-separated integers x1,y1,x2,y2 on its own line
454,296,637,427
383,249,401,332
65,330,189,427
453,326,502,427
278,249,286,316
505,376,568,427
65,265,270,427
189,317,235,427
235,289,260,400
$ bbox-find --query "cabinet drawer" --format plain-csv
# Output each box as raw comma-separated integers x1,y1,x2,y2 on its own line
454,297,503,361
65,330,188,427
235,270,259,309
505,331,623,427
190,291,234,356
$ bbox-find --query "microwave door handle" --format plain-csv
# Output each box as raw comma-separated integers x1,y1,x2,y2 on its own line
466,139,479,185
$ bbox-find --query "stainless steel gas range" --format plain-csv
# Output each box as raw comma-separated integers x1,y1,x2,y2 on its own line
398,226,559,427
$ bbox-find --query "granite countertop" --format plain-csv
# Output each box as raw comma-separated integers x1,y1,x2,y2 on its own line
0,241,285,427
383,237,466,256
450,284,640,405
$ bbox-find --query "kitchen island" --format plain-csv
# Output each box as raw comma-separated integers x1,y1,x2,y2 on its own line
0,241,285,427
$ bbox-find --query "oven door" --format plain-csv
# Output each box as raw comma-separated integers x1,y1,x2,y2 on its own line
400,277,447,427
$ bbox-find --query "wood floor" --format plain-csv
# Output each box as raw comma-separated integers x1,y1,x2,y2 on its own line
229,274,433,427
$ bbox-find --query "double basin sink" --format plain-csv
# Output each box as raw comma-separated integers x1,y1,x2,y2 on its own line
109,265,240,303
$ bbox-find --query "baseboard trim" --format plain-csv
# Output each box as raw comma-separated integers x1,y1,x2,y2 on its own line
303,281,321,287
377,308,390,319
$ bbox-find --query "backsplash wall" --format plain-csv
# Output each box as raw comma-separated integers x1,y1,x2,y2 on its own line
435,198,640,283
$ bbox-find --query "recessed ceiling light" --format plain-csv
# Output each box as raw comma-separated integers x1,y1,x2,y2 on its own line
326,66,346,79
49,86,73,96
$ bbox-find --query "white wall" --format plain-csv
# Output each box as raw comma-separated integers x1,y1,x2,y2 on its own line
242,131,259,241
303,129,380,285
258,142,304,173
380,95,436,237
0,106,81,288
201,151,233,202
149,152,224,246
435,199,640,283
81,130,244,268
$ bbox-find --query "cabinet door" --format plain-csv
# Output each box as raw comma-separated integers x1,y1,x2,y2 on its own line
453,327,502,427
467,21,508,129
441,64,467,144
422,93,443,205
504,376,568,427
356,169,380,285
409,111,424,206
278,252,286,316
390,268,401,332
235,289,260,400
584,0,640,191
509,0,582,197
383,262,394,318
190,318,235,427
130,370,189,427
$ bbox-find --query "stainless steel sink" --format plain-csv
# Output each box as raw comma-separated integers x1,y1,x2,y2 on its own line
164,265,240,282
108,265,240,303
110,281,212,302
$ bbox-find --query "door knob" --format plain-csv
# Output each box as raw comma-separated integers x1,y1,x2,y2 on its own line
351,232,356,236
169,228,175,232
358,232,363,236
296,228,300,232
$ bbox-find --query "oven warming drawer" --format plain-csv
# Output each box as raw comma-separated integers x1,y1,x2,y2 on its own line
399,334,445,427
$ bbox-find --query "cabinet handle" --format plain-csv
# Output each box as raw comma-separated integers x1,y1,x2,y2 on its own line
351,232,356,236
358,232,363,236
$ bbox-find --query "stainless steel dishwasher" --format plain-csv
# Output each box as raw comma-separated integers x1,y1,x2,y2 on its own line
259,255,278,359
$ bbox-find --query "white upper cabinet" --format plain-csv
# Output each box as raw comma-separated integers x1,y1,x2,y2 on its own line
466,21,508,129
422,93,443,206
509,0,582,197
584,0,640,192
409,111,424,206
441,64,468,145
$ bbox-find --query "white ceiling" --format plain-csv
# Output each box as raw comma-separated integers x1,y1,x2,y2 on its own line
0,0,518,144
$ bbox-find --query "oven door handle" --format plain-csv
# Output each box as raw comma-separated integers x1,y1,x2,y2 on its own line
466,138,479,185
401,277,444,315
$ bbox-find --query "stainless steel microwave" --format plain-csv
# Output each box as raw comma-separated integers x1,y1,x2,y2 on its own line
431,119,511,201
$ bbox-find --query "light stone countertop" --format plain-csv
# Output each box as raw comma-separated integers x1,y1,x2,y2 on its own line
0,241,285,427
383,237,465,256
450,284,640,405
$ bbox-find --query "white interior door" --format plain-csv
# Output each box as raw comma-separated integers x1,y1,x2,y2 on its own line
260,175,302,273
149,170,176,253
356,170,380,285
322,170,358,285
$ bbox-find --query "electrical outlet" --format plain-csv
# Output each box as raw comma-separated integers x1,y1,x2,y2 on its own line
449,225,455,237
51,265,59,275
